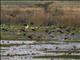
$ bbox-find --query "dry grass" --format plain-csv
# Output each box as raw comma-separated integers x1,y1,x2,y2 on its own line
1,4,80,27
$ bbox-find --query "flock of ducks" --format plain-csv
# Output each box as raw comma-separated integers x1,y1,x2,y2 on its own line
1,24,76,41
1,24,79,56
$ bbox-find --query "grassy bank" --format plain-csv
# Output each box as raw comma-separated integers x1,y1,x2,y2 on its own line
0,44,25,47
34,55,80,59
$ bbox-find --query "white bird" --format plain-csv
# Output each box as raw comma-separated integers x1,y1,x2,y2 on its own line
25,25,29,29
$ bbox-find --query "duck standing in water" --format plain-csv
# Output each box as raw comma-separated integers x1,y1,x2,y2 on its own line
45,29,49,33
27,35,33,40
70,32,75,40
72,45,77,50
64,34,69,40
31,29,36,31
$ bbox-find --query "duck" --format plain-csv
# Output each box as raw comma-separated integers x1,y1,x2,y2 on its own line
25,25,29,29
27,35,33,39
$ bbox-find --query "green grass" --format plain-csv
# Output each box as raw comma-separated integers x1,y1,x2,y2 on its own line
0,44,25,47
33,55,80,59
1,36,18,40
64,39,80,42
64,40,80,42
2,54,80,59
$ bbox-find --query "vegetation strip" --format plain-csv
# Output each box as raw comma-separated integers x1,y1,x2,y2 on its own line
33,55,80,59
0,44,25,47
1,54,80,59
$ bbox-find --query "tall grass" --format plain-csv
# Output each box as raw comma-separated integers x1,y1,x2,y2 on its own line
1,4,80,27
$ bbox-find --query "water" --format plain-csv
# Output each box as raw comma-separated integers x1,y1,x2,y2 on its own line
1,39,80,60
0,40,36,44
1,56,80,60
1,32,80,60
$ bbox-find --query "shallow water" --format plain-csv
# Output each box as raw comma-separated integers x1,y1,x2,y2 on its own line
1,33,80,60
1,39,80,60
1,56,80,60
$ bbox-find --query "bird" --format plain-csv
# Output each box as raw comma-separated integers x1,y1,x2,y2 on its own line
31,29,36,31
64,36,68,40
7,41,9,43
23,24,27,26
48,30,55,34
45,29,49,33
10,13,16,17
30,22,34,25
56,29,64,34
2,41,4,43
65,27,71,33
71,32,75,36
68,52,72,55
23,33,26,36
7,54,10,56
72,45,76,50
55,47,59,50
20,29,26,32
25,25,29,29
27,35,33,39
2,28,8,31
